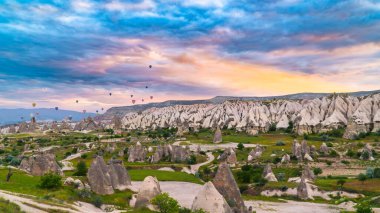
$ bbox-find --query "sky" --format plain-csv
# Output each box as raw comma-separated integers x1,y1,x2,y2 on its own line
1,0,380,112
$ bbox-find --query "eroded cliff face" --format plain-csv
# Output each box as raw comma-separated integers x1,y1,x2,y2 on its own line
120,94,380,137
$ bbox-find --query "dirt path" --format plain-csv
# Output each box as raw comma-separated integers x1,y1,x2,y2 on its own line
173,141,257,151
245,200,342,213
190,152,215,174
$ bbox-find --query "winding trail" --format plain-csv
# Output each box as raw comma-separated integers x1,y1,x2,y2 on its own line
189,152,215,174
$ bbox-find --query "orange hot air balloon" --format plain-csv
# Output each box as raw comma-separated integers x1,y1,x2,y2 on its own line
32,103,36,107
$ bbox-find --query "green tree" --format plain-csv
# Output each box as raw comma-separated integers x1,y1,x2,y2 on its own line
237,143,244,150
39,173,62,189
151,193,180,213
74,161,88,176
358,173,367,185
313,167,323,176
336,179,346,191
355,201,374,213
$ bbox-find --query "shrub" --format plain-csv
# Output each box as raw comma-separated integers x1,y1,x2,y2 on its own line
374,168,380,178
355,201,373,213
74,161,88,176
341,160,350,165
91,196,103,208
366,168,374,179
358,173,367,184
329,150,338,157
313,168,323,176
151,193,180,213
346,149,355,158
187,155,197,165
237,143,244,150
80,154,88,159
39,173,62,189
275,141,285,146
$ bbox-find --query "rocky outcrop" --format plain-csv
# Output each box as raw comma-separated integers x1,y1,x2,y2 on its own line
128,142,147,162
112,116,123,130
297,177,312,200
151,145,171,163
319,143,329,155
87,156,131,195
19,153,62,176
263,164,278,182
87,156,114,195
302,164,315,181
120,93,380,138
213,163,248,213
108,159,131,191
281,154,291,164
248,145,263,161
213,127,223,143
171,145,190,162
191,182,232,213
134,176,161,208
360,143,374,161
218,148,237,165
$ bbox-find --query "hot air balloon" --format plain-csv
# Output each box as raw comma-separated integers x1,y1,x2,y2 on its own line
96,110,99,113
101,108,104,111
55,107,59,110
149,65,152,69
21,117,24,120
142,99,144,102
130,95,133,98
32,103,36,107
150,96,153,99
76,100,79,103
68,116,72,121
109,93,112,96
145,86,148,89
132,100,136,104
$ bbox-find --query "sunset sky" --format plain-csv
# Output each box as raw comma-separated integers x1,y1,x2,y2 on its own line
1,0,380,111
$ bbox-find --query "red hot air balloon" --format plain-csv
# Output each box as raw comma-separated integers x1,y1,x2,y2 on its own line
150,96,153,99
142,99,144,102
132,100,136,104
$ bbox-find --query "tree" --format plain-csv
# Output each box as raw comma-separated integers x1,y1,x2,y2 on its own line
39,173,62,189
6,168,13,182
313,167,323,176
74,161,88,176
151,193,180,213
358,173,367,185
355,201,374,213
374,168,380,178
336,179,346,191
237,143,244,150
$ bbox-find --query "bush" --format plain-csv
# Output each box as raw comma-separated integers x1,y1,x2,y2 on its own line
39,173,62,189
237,143,244,150
374,168,380,178
366,168,374,179
346,149,356,158
151,193,180,213
313,168,323,176
187,155,197,165
74,161,88,176
355,201,373,213
91,196,103,208
329,149,338,157
275,141,285,146
80,154,88,159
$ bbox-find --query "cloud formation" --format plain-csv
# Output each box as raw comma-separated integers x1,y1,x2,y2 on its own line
0,0,380,111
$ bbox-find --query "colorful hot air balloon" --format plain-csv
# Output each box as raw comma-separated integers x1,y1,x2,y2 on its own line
32,103,36,107
132,100,136,104
150,96,153,99
55,107,59,110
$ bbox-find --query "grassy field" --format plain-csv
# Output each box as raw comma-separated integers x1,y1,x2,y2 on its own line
0,197,24,213
129,169,202,184
315,178,380,196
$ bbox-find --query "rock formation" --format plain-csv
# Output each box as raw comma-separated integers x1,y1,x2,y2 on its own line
87,156,131,195
297,177,312,200
360,143,374,161
248,145,263,161
128,142,147,162
218,148,237,165
281,154,291,164
302,164,315,181
87,156,114,195
19,152,63,176
108,159,131,190
151,145,171,163
213,127,223,143
119,93,380,138
171,145,190,162
191,182,232,213
319,143,329,154
134,176,161,208
213,163,248,213
263,164,278,182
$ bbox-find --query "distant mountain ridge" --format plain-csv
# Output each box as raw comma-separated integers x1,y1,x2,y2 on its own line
0,108,96,126
102,90,380,118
